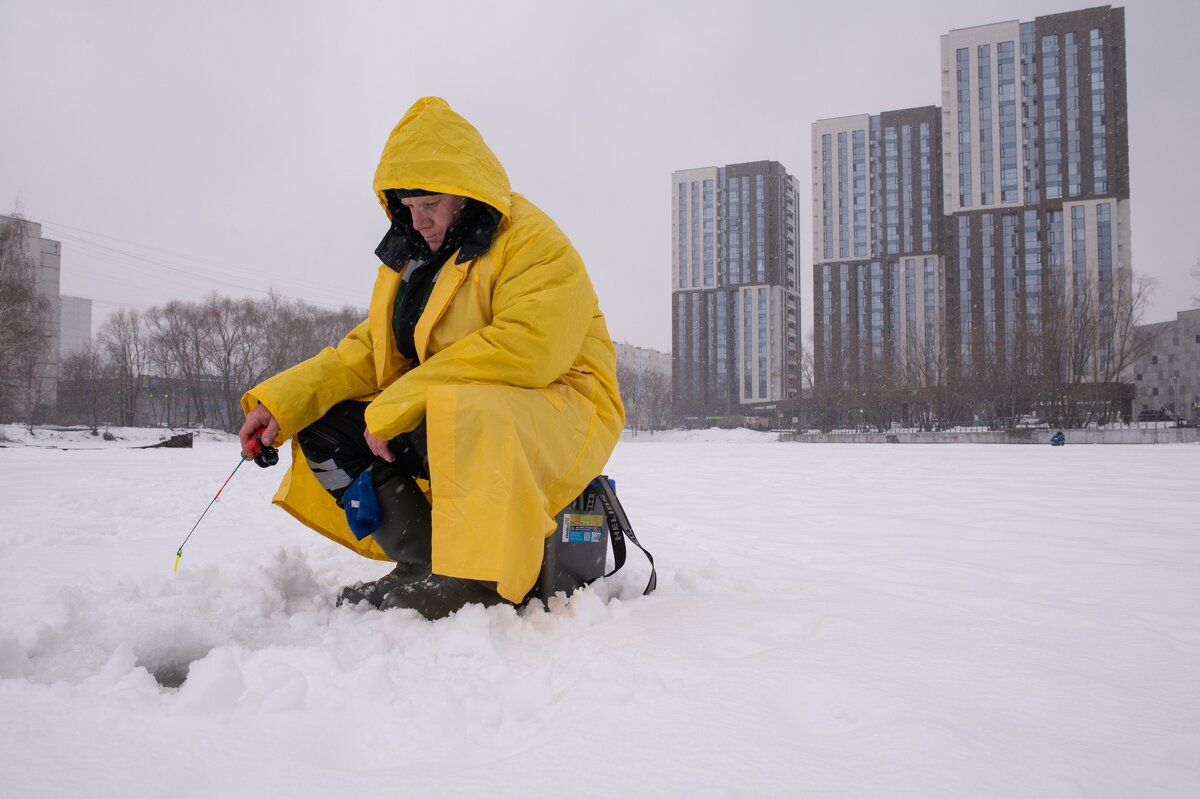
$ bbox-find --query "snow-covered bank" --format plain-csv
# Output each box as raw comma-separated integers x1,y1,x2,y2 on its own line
0,423,231,449
1,430,1197,797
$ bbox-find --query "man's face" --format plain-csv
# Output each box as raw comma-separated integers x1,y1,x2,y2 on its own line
401,194,468,252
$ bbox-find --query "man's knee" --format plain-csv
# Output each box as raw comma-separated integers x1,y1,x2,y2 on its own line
296,402,375,499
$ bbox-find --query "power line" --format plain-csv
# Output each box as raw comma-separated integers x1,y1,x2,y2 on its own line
36,217,367,311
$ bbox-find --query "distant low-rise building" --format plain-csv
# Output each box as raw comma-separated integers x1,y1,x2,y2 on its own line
60,295,93,360
1132,308,1200,423
613,340,670,379
614,340,672,430
0,214,61,411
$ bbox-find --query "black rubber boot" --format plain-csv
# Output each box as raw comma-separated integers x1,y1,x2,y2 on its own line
336,561,424,608
336,466,433,608
369,466,432,566
377,570,509,620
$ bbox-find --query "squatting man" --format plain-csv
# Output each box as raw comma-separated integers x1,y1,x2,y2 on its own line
238,97,623,618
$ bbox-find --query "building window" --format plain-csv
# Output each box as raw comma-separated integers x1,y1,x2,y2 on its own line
1064,32,1082,198
728,176,741,284
758,288,768,397
1091,28,1108,193
740,176,750,283
1001,213,1019,363
870,261,884,359
957,47,973,208
1097,202,1113,368
1071,206,1087,309
691,293,702,402
821,134,833,260
675,293,688,397
1047,210,1063,303
1042,34,1062,200
837,132,849,258
923,257,937,376
1024,210,1042,338
677,182,687,288
703,180,714,287
1021,22,1040,205
853,129,868,257
690,182,700,287
982,213,995,333
743,291,753,396
755,175,765,283
901,125,913,253
919,121,933,250
958,215,972,369
998,41,1018,203
885,126,899,254
714,293,727,397
978,44,994,206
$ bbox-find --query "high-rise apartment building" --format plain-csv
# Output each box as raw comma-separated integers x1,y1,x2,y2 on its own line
941,5,1130,380
811,107,944,389
671,161,803,422
812,6,1132,414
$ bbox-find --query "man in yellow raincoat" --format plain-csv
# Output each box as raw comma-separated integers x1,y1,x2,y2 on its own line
238,97,623,618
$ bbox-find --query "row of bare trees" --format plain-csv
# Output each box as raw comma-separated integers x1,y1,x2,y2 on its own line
805,271,1158,431
56,293,363,432
616,356,672,433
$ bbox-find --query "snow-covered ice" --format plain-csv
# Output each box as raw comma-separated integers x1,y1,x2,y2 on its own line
1,425,1197,797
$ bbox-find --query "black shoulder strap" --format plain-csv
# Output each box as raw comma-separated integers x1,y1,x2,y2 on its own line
593,475,656,595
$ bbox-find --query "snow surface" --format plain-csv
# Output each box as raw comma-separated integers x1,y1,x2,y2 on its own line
1,425,1198,798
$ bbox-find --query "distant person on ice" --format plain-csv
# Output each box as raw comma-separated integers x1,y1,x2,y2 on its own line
1050,430,1066,446
238,97,623,618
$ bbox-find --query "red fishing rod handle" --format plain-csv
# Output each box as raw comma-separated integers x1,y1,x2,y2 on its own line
241,426,279,467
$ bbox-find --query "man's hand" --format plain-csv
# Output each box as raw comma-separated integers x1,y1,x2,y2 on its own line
364,426,395,463
239,405,280,449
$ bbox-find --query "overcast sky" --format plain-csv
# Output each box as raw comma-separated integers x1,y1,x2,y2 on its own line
2,0,1196,352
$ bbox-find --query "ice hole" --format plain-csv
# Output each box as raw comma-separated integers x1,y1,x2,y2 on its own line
136,640,213,690
147,660,192,689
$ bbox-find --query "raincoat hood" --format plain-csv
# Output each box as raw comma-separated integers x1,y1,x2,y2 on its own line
373,97,513,220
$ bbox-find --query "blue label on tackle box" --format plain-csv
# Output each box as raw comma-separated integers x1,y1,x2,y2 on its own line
562,513,604,544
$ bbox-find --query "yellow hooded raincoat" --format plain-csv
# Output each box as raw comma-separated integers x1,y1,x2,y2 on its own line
241,97,624,603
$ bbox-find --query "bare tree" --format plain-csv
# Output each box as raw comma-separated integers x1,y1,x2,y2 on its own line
615,352,643,432
641,368,672,432
58,343,109,432
146,301,212,427
256,291,364,381
199,294,261,431
1095,272,1157,422
902,327,973,430
99,309,149,426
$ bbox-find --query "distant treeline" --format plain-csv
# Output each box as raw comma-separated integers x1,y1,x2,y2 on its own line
54,293,365,432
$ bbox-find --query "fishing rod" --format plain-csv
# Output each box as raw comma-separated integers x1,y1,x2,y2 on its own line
172,427,278,572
